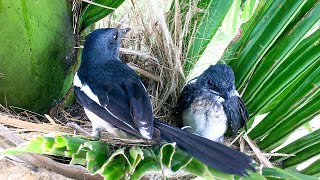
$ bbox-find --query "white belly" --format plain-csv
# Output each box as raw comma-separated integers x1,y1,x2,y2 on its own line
84,108,128,138
182,95,227,143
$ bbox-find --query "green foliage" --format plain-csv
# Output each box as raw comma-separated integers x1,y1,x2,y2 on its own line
223,0,309,91
1,135,265,179
262,168,319,180
168,0,233,76
241,0,256,22
4,135,317,179
302,159,320,177
218,0,320,176
271,129,320,164
221,0,241,34
79,0,126,32
0,0,75,113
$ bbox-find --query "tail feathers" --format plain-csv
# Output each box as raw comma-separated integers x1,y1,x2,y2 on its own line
154,121,255,176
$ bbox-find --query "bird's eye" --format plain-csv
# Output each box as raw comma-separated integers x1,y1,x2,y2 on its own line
208,79,213,86
113,34,117,40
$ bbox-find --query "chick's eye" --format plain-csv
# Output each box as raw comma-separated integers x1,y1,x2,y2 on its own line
207,79,213,86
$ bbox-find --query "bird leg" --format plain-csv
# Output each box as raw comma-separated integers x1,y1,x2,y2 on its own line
66,122,101,140
91,123,102,140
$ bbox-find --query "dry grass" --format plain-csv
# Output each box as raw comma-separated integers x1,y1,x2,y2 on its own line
97,0,201,126
0,104,151,147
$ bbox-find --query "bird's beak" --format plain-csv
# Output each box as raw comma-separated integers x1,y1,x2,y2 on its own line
119,28,131,37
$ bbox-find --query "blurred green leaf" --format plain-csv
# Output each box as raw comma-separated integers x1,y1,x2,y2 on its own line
127,147,143,174
130,148,160,180
82,141,109,173
248,63,320,143
223,0,307,91
80,0,125,32
241,0,256,22
170,149,193,172
262,167,318,180
184,158,213,179
159,143,175,168
221,0,241,34
99,148,128,179
303,122,313,133
180,0,233,76
2,137,44,155
301,159,320,176
217,0,319,176
271,129,320,163
282,143,320,169
242,3,320,115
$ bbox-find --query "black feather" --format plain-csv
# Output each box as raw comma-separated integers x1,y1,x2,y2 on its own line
74,86,143,138
173,79,199,123
76,56,154,139
154,121,255,176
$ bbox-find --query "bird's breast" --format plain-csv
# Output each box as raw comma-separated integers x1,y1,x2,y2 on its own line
182,92,228,143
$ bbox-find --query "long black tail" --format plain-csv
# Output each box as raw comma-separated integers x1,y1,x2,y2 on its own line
154,121,256,176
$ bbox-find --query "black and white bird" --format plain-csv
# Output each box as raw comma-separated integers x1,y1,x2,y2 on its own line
174,64,249,143
73,28,255,176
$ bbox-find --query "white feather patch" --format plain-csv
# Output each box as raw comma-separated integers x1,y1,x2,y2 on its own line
73,73,82,87
74,73,100,105
75,73,151,139
139,129,152,139
234,90,240,97
182,95,227,142
182,78,198,90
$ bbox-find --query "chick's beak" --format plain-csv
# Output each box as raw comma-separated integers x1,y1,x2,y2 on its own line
120,28,131,37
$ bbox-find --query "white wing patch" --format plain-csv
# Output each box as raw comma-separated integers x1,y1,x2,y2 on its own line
234,90,240,97
182,78,198,90
75,73,144,138
139,129,152,139
74,73,100,106
73,73,82,87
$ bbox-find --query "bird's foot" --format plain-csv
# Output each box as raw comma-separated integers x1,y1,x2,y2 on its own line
66,122,91,136
67,122,101,140
91,127,102,141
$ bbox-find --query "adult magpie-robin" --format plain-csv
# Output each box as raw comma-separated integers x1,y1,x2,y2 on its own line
174,64,249,143
73,28,255,176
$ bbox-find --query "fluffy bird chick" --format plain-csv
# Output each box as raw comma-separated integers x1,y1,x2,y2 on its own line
175,64,249,143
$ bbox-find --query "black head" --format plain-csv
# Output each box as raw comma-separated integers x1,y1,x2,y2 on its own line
82,28,130,63
198,64,236,100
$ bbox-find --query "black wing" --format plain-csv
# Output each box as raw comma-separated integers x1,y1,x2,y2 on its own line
74,80,154,139
223,96,249,135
